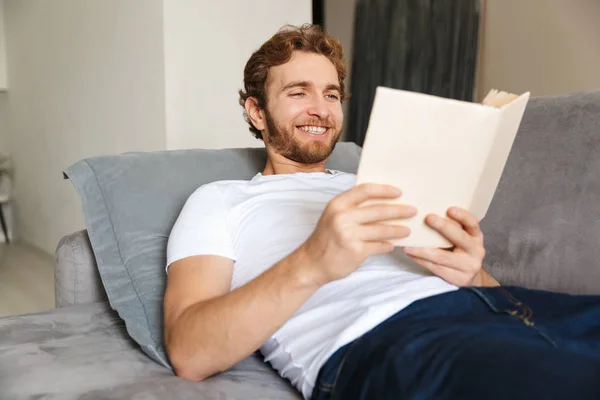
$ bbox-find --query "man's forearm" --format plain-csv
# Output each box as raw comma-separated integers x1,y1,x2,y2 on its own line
166,246,320,381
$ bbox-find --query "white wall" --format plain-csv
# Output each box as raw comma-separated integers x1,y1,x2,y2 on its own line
478,0,600,100
163,0,312,150
3,0,313,253
4,0,166,253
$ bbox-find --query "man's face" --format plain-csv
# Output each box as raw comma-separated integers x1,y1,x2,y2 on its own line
261,51,344,164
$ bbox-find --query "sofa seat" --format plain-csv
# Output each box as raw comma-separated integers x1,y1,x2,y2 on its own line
0,302,300,400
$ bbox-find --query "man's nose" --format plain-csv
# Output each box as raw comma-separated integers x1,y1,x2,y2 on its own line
307,96,330,119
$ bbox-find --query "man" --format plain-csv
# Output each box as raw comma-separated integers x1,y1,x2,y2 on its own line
164,24,600,399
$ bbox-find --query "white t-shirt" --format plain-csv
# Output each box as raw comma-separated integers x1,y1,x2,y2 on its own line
167,170,457,399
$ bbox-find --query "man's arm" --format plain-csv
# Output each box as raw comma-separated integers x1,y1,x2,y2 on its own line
164,249,319,381
164,183,416,381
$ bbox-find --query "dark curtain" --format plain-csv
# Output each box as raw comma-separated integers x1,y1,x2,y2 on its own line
312,0,325,27
346,0,481,145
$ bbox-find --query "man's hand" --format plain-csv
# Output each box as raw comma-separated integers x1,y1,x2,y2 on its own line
402,207,500,287
300,183,417,287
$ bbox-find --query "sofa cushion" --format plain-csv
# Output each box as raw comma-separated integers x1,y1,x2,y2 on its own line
64,143,361,368
481,90,600,294
0,302,300,399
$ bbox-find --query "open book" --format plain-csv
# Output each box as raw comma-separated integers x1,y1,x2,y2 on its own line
356,87,530,248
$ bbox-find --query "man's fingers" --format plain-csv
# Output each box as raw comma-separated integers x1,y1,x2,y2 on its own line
333,183,402,209
425,215,475,251
403,246,469,272
363,241,395,256
405,254,473,286
447,207,483,239
352,204,417,224
360,223,411,241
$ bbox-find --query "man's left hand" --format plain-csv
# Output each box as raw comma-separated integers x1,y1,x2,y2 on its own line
402,207,499,287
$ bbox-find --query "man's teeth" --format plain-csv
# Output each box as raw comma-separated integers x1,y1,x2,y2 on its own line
298,126,328,135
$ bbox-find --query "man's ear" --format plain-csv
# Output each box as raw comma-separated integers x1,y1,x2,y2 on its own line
245,97,266,131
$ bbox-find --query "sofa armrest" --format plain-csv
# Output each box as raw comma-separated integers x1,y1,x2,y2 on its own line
54,230,108,307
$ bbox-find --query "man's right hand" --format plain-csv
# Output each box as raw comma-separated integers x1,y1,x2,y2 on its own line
300,183,417,287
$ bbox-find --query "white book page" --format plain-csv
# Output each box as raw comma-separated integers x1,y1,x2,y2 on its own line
470,93,530,219
356,87,528,248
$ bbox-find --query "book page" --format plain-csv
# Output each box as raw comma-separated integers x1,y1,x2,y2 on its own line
470,92,530,219
356,87,529,248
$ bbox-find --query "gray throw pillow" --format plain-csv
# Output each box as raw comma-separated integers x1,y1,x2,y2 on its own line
64,142,362,368
481,90,600,295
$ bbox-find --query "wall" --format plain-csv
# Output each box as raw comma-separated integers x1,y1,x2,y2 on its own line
0,0,8,152
0,92,12,243
324,0,356,139
4,0,166,253
0,0,8,237
163,0,312,150
478,0,600,100
0,93,7,152
0,0,7,89
3,0,313,253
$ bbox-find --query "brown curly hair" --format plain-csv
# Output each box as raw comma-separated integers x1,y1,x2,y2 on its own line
238,24,349,140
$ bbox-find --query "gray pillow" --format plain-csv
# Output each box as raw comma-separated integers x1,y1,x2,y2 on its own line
64,142,362,368
481,90,600,295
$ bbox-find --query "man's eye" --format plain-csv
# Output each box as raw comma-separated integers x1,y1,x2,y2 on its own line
290,92,305,98
326,94,340,100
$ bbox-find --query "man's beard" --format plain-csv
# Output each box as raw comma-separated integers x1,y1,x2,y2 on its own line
264,109,341,164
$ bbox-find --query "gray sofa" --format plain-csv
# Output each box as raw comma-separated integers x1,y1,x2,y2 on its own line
1,90,599,399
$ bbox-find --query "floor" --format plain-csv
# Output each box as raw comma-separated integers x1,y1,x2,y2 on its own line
0,242,55,317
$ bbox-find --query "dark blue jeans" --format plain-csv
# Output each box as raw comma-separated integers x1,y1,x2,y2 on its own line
312,286,600,400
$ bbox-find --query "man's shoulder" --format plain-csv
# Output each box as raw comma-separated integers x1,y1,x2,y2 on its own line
186,178,253,203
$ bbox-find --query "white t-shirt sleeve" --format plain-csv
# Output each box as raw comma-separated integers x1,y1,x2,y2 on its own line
166,184,235,272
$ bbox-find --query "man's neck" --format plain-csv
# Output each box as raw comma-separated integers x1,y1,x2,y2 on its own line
262,151,327,176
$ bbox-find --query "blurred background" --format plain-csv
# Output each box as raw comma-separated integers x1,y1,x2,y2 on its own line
0,0,598,316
